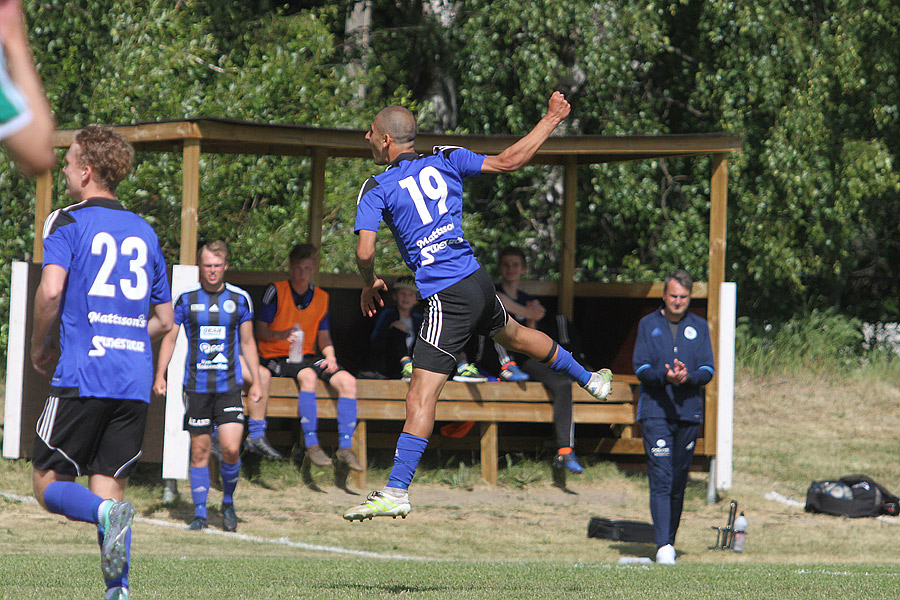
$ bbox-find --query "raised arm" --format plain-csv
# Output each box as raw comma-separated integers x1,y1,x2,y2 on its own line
481,92,571,174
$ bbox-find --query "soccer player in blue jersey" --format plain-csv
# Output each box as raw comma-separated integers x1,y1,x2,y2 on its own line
30,125,173,600
153,240,262,532
344,92,613,521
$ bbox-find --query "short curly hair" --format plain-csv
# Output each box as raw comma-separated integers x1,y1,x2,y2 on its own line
74,125,134,193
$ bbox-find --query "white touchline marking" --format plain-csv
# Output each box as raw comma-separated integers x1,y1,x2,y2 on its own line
0,490,437,561
764,490,805,508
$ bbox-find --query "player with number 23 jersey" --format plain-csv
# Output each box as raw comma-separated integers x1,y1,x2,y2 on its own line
42,198,171,402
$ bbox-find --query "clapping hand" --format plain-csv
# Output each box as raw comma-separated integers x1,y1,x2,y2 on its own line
665,359,688,385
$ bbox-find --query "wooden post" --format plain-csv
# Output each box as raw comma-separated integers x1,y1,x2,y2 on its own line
308,148,326,250
559,157,578,320
180,139,201,266
32,172,54,263
480,422,498,485
705,153,728,454
352,420,367,489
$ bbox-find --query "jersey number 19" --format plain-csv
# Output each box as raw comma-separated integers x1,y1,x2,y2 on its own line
399,166,449,225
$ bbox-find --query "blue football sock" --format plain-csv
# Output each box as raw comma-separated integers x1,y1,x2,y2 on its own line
336,396,357,449
43,481,104,524
247,418,266,440
298,390,319,447
386,432,429,491
220,460,241,506
189,466,209,519
550,346,590,386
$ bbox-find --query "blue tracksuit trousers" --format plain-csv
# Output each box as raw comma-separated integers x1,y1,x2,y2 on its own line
641,417,700,548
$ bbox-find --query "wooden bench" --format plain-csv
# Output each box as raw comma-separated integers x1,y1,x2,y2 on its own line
247,375,640,487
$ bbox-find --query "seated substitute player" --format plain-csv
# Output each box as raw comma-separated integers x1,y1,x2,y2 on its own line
253,242,363,471
30,125,173,600
488,246,589,473
367,275,423,380
344,91,613,521
153,240,262,532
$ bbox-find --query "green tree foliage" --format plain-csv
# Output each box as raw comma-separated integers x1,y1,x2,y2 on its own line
684,0,900,317
381,0,900,318
441,1,710,281
0,1,398,356
23,1,387,271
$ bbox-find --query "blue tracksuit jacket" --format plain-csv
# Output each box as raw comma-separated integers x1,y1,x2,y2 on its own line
632,308,715,423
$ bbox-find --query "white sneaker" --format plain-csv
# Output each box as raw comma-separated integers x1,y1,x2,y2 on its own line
655,544,676,565
343,488,411,521
584,369,613,400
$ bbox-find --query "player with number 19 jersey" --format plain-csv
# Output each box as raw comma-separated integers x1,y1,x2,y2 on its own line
41,198,171,402
354,146,485,298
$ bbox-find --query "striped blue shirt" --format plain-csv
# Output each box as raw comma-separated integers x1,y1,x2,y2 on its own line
173,283,253,393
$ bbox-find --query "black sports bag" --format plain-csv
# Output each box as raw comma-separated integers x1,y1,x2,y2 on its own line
805,474,899,518
587,518,655,543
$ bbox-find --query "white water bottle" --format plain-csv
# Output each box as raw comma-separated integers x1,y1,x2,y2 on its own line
287,324,304,363
732,512,748,553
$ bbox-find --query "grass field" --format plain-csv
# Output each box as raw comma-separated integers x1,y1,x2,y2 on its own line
2,554,899,599
2,368,900,598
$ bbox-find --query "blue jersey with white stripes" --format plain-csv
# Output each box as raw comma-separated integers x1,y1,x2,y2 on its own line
173,283,253,393
355,147,485,298
41,197,171,402
632,308,715,423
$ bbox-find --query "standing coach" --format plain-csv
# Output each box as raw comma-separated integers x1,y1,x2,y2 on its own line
632,269,714,565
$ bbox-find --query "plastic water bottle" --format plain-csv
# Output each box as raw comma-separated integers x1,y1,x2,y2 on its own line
732,512,748,553
287,324,304,363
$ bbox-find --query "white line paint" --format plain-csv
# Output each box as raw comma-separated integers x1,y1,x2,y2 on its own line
0,490,433,561
795,568,900,577
0,491,37,504
136,515,433,560
765,490,805,508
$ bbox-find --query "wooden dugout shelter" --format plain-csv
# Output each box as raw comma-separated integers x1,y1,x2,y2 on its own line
26,118,741,461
